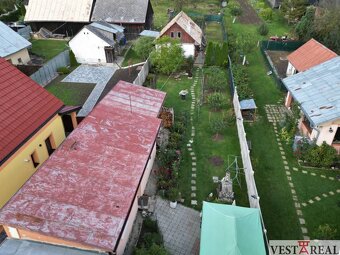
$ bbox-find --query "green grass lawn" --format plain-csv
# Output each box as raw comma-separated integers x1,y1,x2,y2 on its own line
205,22,224,43
122,42,145,67
45,74,95,106
151,0,220,29
156,69,248,209
30,39,69,61
225,0,340,240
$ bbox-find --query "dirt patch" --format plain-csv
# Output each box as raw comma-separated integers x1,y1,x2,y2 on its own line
209,156,225,166
236,0,262,24
266,50,292,78
212,134,224,141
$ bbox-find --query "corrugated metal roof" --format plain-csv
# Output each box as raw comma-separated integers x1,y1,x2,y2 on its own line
140,30,160,37
0,239,102,255
240,99,257,110
90,22,124,33
159,11,203,45
283,56,340,126
287,39,337,72
0,21,31,58
24,0,93,22
91,0,150,23
0,58,63,164
0,81,166,252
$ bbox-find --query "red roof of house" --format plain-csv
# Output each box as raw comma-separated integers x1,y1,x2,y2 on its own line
0,58,63,164
0,81,166,252
287,39,337,72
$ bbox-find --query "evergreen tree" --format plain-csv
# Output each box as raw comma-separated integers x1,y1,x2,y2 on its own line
281,0,308,24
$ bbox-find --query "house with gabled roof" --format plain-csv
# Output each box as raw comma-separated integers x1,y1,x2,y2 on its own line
69,22,125,64
158,11,204,57
285,39,337,107
282,56,340,153
0,80,166,255
24,0,94,36
0,58,69,208
0,21,31,65
91,0,153,39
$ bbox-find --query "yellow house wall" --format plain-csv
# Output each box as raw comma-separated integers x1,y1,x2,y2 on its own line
0,114,65,208
5,48,31,65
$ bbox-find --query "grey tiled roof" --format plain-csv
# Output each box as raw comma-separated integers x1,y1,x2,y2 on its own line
0,21,31,57
282,56,340,126
91,0,150,23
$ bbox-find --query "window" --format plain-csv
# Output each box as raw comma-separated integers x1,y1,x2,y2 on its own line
177,32,181,38
17,58,22,64
45,135,55,156
30,151,39,168
170,31,174,38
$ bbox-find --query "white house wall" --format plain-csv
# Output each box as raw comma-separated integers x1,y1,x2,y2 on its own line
5,49,30,65
315,122,340,146
69,27,110,64
181,43,195,58
286,62,296,76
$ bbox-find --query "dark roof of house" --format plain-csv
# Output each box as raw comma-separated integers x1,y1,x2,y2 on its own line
91,0,151,24
0,58,63,164
82,22,125,46
85,25,115,46
0,81,166,252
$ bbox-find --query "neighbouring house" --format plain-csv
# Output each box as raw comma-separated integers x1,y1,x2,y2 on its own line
200,202,266,255
0,58,69,208
0,21,31,65
158,11,204,58
285,39,337,107
91,0,153,40
286,39,337,77
69,22,125,64
24,0,94,36
139,30,160,38
0,81,166,255
283,56,340,153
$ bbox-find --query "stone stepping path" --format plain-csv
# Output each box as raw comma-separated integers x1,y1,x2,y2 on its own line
266,104,309,237
188,68,202,206
301,189,340,207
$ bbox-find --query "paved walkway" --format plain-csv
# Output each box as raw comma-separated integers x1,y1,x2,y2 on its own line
62,65,117,116
154,197,200,255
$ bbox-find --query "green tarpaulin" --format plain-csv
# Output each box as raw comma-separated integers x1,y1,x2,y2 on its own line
200,202,267,255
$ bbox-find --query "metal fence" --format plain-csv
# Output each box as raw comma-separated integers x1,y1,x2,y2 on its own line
260,40,304,91
17,25,32,40
133,58,150,86
30,50,70,87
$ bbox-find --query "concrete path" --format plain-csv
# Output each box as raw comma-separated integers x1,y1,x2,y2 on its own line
62,64,117,116
154,197,200,255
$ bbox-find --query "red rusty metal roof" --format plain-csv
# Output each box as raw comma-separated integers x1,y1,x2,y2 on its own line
103,80,165,118
0,81,166,252
287,39,337,72
0,58,63,164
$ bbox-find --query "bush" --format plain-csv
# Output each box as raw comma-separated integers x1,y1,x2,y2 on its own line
296,141,338,168
167,187,179,202
207,92,227,110
57,66,70,74
204,67,227,91
134,37,154,60
314,224,337,240
228,2,242,16
135,243,168,255
257,23,269,36
260,8,273,21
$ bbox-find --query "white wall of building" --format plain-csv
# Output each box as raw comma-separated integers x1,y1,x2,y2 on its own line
286,61,297,76
69,27,110,64
181,43,195,58
315,123,339,146
5,48,30,65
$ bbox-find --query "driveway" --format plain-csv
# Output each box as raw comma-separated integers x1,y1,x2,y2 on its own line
62,65,117,116
154,197,201,255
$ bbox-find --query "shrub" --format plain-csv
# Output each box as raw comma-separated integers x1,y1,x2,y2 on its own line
135,243,168,255
228,2,242,16
167,188,179,202
257,23,269,36
296,141,338,168
205,41,215,66
260,8,273,21
134,36,154,60
314,224,337,240
69,50,79,67
207,92,227,110
57,66,70,74
204,67,227,91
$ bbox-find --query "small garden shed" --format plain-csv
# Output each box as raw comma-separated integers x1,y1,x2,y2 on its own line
240,99,257,121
